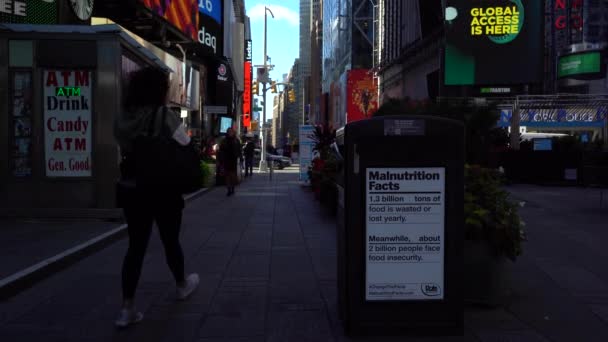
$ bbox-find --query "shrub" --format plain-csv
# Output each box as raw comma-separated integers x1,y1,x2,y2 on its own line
200,161,212,187
465,165,525,261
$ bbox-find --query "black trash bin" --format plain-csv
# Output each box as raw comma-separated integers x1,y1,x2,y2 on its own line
336,115,464,336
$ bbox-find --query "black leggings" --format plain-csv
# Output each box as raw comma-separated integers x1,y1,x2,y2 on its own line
121,203,185,299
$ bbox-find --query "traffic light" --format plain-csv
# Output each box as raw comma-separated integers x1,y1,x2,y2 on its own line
288,89,296,103
270,81,277,93
252,81,258,95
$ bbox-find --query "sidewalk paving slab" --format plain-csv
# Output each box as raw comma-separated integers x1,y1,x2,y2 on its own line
2,170,608,341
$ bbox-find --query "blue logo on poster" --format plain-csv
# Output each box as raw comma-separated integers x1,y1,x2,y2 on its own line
199,0,222,24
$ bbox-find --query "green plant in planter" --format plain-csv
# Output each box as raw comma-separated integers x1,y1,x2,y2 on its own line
200,161,212,187
465,165,526,261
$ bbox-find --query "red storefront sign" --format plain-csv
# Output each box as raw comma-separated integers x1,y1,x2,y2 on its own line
555,0,583,30
346,69,378,123
243,61,252,128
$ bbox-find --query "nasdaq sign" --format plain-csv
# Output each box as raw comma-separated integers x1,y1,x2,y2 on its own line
198,0,222,24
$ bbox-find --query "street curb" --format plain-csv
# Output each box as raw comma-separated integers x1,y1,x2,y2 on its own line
0,187,213,301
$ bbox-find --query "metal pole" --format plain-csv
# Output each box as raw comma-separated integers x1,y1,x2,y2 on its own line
277,89,281,149
510,96,521,150
259,8,269,172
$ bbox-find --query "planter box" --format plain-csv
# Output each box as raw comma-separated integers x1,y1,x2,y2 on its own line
464,239,509,307
204,163,216,188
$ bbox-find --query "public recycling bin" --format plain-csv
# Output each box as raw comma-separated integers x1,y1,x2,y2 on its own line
336,115,464,336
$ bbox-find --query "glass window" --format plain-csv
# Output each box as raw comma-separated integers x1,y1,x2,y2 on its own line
9,41,33,67
10,71,33,177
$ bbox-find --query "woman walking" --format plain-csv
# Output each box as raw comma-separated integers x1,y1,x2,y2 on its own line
219,127,242,196
113,67,199,328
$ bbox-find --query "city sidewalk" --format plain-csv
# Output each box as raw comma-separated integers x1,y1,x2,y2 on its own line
0,169,607,341
464,183,608,342
0,168,463,342
0,189,209,299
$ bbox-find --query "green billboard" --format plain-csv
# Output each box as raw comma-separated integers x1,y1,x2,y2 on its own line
558,52,601,78
0,1,57,25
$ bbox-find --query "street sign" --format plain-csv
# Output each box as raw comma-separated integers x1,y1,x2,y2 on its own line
257,67,269,83
298,125,315,181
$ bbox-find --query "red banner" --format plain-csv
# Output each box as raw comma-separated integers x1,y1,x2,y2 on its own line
141,0,198,41
243,61,252,128
346,69,378,123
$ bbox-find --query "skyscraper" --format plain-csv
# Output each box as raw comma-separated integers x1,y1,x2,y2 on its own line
297,0,312,127
299,0,312,77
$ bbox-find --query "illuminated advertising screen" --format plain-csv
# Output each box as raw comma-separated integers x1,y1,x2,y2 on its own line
140,0,199,41
198,0,222,24
0,0,57,24
198,0,223,57
444,0,543,85
220,116,233,134
243,61,252,128
558,51,602,79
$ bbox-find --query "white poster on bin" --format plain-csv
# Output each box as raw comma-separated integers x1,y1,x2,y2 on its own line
366,167,445,301
43,70,93,177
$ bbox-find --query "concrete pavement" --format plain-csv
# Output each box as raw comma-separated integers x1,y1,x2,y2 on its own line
1,169,607,341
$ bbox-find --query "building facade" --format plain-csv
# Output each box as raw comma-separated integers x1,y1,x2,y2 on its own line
285,60,302,145
0,0,250,216
309,0,324,125
375,0,442,103
296,0,312,129
322,0,376,129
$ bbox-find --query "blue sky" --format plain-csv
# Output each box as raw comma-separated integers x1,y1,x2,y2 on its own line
246,0,300,123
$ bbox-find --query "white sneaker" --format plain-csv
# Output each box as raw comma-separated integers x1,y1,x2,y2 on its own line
177,273,200,300
114,308,143,328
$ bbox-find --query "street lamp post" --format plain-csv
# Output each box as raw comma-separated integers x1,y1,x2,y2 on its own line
259,6,275,172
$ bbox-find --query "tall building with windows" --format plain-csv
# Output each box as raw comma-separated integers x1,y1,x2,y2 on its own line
300,0,312,77
375,0,442,102
309,0,323,125
288,59,302,144
296,0,312,128
322,0,375,128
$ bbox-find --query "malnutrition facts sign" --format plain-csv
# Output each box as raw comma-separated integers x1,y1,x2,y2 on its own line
366,168,445,301
43,70,92,177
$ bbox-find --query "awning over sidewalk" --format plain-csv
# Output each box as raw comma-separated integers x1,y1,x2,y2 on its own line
0,23,173,73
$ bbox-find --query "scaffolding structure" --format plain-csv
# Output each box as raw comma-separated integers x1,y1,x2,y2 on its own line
438,95,608,149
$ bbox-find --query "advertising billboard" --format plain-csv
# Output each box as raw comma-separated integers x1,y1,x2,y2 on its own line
299,125,315,181
558,51,602,79
43,70,93,177
346,69,378,123
0,0,57,24
243,61,252,128
198,0,222,24
444,0,544,85
140,0,199,41
198,0,223,57
498,108,608,128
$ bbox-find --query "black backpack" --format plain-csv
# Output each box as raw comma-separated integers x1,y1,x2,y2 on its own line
133,107,201,194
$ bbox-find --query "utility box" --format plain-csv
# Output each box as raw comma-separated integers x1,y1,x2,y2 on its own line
335,115,464,336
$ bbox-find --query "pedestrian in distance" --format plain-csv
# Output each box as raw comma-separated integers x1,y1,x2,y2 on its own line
219,127,242,196
243,138,255,177
113,67,199,328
